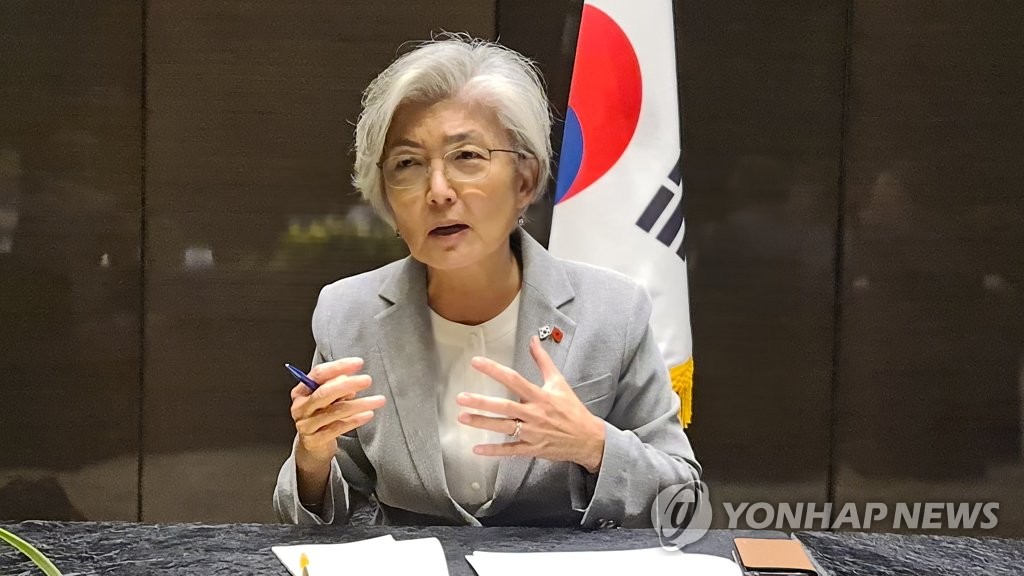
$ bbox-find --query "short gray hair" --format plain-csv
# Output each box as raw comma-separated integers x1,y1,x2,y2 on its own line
353,34,553,228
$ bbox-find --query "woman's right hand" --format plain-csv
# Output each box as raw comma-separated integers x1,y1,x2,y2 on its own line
290,357,387,467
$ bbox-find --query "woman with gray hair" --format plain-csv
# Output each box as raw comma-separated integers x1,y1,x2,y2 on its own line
274,35,701,528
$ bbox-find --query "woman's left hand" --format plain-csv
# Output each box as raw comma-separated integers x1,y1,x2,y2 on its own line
456,335,607,473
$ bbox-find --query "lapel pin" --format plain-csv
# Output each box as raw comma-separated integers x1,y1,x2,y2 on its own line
538,325,564,343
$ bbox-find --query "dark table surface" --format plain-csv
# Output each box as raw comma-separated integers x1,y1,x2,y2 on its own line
1,522,1022,575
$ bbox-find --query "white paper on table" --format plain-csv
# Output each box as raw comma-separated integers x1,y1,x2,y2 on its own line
272,535,449,576
272,535,396,576
466,547,742,576
386,537,450,576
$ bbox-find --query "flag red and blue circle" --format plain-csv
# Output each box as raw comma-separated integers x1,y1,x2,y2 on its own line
555,5,643,205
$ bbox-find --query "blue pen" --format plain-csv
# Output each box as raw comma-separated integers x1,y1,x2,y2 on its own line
284,363,319,392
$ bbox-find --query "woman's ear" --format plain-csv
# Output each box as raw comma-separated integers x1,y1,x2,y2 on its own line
515,157,540,209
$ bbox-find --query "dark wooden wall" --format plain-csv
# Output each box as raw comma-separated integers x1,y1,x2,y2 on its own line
1,0,1021,534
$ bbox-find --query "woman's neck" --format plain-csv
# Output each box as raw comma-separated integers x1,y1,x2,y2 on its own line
426,240,521,326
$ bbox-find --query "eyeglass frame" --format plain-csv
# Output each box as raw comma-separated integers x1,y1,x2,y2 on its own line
376,147,532,190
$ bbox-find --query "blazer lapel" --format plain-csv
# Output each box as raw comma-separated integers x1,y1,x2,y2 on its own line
483,230,577,516
376,257,463,518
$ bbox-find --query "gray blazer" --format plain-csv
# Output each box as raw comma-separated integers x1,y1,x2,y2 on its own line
273,229,701,528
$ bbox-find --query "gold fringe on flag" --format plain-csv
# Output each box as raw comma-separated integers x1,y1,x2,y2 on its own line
669,358,694,428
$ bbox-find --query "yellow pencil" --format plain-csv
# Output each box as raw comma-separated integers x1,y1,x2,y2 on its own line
299,552,310,576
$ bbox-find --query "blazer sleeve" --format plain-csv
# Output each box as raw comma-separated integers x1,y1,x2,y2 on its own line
272,288,378,524
272,430,376,524
573,282,703,529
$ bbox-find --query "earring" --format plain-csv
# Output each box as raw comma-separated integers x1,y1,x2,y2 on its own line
517,216,525,226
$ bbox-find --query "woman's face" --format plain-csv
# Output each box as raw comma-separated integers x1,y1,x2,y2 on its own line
382,98,537,272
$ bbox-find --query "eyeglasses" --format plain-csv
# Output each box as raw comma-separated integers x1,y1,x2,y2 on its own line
377,146,528,190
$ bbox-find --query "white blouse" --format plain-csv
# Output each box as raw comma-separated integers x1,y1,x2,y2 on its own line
430,292,520,513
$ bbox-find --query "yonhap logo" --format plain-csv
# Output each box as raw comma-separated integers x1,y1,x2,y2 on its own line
651,480,712,549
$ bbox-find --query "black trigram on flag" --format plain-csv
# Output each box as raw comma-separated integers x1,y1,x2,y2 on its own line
635,156,686,261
